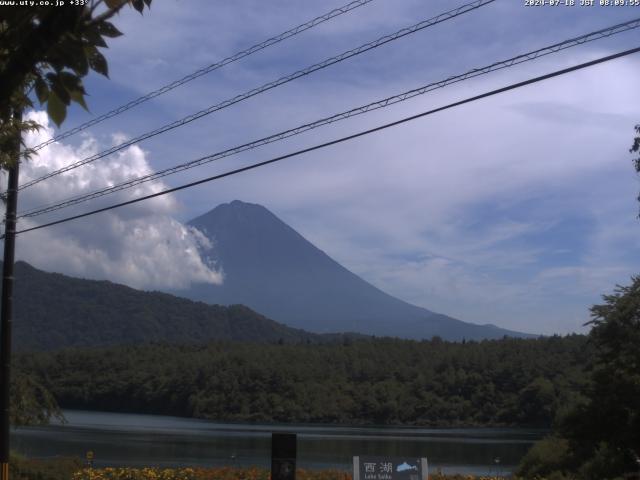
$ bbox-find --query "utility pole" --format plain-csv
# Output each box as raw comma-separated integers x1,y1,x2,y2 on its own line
0,109,21,480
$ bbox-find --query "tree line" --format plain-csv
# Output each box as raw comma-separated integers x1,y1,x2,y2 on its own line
17,334,590,428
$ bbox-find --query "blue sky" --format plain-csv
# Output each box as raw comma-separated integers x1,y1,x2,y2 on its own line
10,0,640,335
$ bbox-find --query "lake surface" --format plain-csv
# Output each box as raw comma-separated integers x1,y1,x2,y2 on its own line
11,410,544,477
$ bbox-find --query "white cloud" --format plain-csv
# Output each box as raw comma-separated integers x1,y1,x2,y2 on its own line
190,53,640,335
4,111,223,290
38,0,640,335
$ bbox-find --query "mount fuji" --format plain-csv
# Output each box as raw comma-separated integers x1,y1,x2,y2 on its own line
180,200,533,341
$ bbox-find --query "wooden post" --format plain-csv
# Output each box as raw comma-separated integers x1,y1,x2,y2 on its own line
0,109,21,480
271,433,297,480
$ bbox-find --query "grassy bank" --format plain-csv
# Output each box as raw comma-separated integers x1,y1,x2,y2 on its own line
10,459,509,480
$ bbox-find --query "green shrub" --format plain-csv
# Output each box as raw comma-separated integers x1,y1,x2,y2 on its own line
516,436,574,479
576,442,628,480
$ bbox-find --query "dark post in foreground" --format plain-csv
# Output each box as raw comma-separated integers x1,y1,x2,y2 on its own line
272,433,297,480
0,110,22,480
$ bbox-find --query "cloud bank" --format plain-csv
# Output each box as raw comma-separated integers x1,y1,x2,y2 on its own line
4,111,223,290
25,0,640,335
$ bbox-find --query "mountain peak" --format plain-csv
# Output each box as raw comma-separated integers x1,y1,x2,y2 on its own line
193,200,281,230
184,201,534,340
229,199,255,207
190,200,301,245
207,199,267,215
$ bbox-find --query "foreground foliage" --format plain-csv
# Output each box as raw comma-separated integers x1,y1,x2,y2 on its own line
70,467,507,480
19,335,589,427
8,458,514,480
0,1,154,169
72,467,351,480
517,276,640,480
8,370,63,426
0,358,62,425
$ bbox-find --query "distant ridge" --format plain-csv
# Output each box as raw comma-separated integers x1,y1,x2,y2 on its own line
184,200,533,340
5,261,352,351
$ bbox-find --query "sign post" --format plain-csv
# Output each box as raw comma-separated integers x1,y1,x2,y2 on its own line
271,433,296,480
85,451,94,469
353,456,428,480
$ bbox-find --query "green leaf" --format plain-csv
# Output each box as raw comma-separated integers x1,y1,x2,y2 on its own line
47,55,65,73
59,71,88,111
83,27,108,48
48,75,71,105
48,39,88,76
88,49,109,78
131,0,145,13
47,92,67,127
69,89,89,112
34,76,49,104
96,21,122,39
58,71,85,94
64,38,90,76
45,72,58,84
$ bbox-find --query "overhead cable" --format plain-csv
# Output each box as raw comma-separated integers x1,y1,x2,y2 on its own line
18,17,640,219
30,0,377,152
19,0,496,191
10,45,640,238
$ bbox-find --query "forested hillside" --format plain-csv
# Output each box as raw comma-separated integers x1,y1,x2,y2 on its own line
8,261,334,350
19,335,590,427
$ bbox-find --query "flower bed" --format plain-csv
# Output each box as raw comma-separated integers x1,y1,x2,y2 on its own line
71,467,353,480
71,467,506,480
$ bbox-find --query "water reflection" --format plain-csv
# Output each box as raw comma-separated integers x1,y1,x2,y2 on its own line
11,410,545,476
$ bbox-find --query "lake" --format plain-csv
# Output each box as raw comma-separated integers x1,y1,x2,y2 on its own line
10,410,545,477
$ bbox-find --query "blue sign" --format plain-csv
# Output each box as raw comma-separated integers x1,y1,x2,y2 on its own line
353,456,428,480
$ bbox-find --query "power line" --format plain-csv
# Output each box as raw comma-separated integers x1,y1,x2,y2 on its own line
10,45,640,238
18,0,495,191
18,17,640,220
29,0,377,153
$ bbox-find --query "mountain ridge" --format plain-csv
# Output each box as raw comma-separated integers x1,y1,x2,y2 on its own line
6,260,362,351
182,200,534,340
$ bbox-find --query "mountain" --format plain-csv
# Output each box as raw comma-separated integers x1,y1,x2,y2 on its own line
7,261,338,351
184,200,532,340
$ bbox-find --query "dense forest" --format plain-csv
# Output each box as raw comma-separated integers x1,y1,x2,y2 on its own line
8,261,358,350
18,335,590,428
